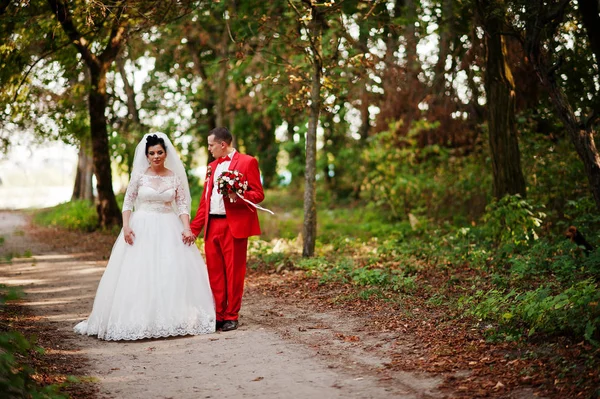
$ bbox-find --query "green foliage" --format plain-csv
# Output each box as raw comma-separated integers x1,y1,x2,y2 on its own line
464,280,600,344
350,267,417,294
0,285,66,398
563,196,600,232
508,239,600,283
294,255,417,293
252,158,598,345
360,121,490,222
481,194,545,247
0,286,23,303
33,200,98,232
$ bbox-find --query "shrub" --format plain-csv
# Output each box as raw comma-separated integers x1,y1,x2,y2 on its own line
463,280,600,345
0,285,66,398
33,200,98,232
481,194,545,248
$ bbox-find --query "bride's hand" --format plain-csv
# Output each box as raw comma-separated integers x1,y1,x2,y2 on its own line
123,226,135,245
182,229,196,246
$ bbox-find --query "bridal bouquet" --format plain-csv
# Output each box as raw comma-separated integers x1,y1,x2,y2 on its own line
216,170,248,202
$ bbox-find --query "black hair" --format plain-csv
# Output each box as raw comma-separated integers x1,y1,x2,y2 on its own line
208,127,233,145
145,134,167,155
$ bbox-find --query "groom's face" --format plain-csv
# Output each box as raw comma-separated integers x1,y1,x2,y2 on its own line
208,135,227,159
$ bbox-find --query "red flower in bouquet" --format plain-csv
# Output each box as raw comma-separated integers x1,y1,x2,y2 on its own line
216,170,248,202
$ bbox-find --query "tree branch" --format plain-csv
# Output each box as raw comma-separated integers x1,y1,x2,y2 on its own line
582,109,599,131
362,0,382,21
287,0,311,41
46,0,98,68
288,0,325,64
100,2,128,64
12,40,73,103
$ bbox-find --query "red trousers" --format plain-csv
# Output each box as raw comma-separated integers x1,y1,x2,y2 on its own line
204,217,248,321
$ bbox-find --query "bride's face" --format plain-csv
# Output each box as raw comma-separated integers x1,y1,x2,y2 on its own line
147,144,167,168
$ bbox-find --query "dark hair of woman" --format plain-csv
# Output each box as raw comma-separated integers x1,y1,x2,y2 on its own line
145,134,167,155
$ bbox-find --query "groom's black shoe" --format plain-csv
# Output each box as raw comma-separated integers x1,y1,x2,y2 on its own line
221,320,238,332
216,320,225,330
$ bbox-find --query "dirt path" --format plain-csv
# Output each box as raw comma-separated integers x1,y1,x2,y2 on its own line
0,211,448,399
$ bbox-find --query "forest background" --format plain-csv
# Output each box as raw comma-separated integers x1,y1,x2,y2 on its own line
1,0,600,397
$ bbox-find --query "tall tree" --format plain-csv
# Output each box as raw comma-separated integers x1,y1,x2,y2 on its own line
286,0,325,257
477,0,526,198
521,0,600,210
72,137,94,201
47,0,127,227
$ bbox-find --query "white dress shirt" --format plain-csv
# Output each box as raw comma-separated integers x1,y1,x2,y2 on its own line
209,149,236,215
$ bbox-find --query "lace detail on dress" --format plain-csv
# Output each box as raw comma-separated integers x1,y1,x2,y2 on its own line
122,173,190,215
173,174,190,216
74,311,216,341
122,172,141,212
136,199,174,213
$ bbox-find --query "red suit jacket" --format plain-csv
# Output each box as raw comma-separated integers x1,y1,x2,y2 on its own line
190,152,264,239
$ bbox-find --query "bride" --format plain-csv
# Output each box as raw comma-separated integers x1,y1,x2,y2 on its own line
74,133,216,340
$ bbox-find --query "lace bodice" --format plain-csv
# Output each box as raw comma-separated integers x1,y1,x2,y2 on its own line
122,172,189,215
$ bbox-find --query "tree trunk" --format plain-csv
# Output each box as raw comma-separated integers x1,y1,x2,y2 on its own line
215,25,230,129
184,23,217,131
525,0,600,211
480,3,526,198
358,26,370,142
302,6,322,258
117,54,142,126
402,0,421,133
89,65,122,227
432,0,452,99
47,0,127,228
71,138,94,201
403,0,420,86
466,24,485,126
528,55,600,209
116,53,146,174
256,121,278,189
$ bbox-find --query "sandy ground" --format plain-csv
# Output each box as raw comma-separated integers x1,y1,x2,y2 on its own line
0,211,448,399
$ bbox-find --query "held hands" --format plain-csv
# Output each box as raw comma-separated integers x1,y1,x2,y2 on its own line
123,226,135,245
181,229,196,246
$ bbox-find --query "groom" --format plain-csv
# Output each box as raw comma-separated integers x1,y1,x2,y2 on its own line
189,127,265,332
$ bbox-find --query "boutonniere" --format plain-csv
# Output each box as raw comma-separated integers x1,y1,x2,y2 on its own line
206,165,212,180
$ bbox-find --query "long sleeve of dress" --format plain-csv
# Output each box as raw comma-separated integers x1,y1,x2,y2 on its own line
122,173,141,212
174,175,190,216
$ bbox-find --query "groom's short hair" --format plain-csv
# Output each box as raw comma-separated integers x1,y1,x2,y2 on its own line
209,127,233,145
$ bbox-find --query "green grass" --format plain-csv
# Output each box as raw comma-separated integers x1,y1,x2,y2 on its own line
33,200,98,232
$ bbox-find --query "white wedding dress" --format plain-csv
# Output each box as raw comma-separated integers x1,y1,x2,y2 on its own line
74,172,216,340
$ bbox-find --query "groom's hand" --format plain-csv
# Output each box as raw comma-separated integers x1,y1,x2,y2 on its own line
181,230,196,246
